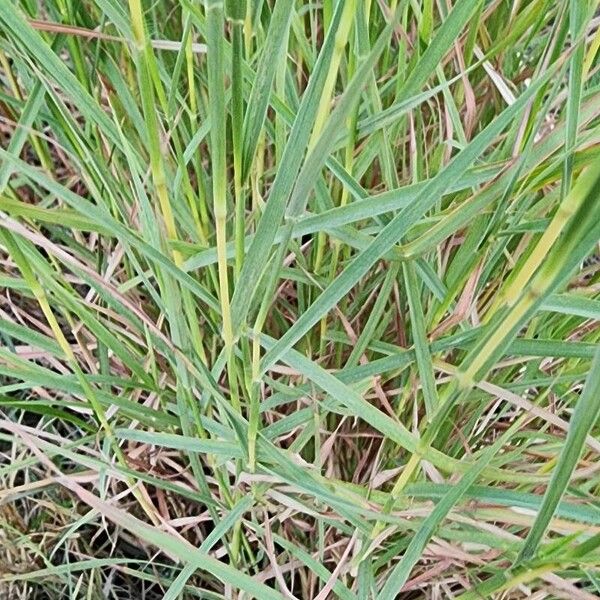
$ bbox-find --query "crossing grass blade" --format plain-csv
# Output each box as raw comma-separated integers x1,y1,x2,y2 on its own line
229,0,348,334
240,0,294,182
516,348,600,563
261,61,558,372
377,415,528,599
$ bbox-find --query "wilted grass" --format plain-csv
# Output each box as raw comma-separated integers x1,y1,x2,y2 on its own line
1,0,600,598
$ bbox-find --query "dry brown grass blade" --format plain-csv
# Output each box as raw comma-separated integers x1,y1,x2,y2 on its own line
27,18,207,52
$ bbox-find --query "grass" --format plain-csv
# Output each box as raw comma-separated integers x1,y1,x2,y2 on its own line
0,0,600,598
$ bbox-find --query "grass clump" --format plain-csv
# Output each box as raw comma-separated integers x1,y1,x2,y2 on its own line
1,0,600,598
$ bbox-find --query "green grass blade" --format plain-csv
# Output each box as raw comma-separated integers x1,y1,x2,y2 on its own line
261,62,557,372
516,347,600,563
